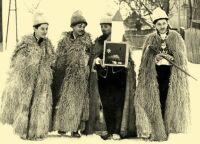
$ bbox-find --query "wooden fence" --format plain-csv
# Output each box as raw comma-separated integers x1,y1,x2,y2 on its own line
185,28,200,64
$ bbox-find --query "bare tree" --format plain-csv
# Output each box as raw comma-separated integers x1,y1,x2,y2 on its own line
117,0,170,16
23,0,43,14
116,0,170,30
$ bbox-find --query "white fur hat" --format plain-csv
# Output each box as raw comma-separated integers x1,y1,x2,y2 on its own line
151,7,168,24
100,13,112,24
33,12,48,26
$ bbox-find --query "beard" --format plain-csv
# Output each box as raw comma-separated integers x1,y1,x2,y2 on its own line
102,33,110,40
102,31,111,37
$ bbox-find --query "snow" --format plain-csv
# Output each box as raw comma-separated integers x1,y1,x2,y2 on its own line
0,0,200,143
1,49,200,144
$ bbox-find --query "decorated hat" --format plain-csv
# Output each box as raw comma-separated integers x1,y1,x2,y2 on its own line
100,13,112,24
151,7,168,24
70,10,87,27
33,12,48,26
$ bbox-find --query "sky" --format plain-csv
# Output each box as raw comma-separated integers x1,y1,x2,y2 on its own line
2,0,121,47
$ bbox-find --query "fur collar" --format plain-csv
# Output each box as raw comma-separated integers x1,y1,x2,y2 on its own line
19,34,50,46
60,31,92,47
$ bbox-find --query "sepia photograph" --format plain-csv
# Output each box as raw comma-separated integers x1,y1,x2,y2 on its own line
0,0,200,144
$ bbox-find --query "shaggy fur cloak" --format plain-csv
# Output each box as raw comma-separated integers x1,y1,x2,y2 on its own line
0,34,55,139
84,35,137,137
135,30,191,141
53,31,92,132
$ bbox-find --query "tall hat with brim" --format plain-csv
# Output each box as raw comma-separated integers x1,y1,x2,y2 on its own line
151,7,168,24
70,10,87,27
100,13,112,24
33,12,48,26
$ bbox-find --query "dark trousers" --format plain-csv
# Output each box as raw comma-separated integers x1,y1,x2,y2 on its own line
51,68,66,130
156,65,171,118
98,67,126,134
52,69,66,107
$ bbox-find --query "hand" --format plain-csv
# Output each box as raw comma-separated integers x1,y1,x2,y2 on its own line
155,53,174,63
95,57,105,68
163,54,174,61
95,57,101,65
155,53,164,62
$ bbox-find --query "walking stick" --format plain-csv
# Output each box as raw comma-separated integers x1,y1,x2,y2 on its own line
149,45,198,81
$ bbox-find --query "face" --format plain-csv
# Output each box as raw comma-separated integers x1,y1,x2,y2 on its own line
34,24,48,38
101,24,111,36
155,19,168,34
72,23,86,36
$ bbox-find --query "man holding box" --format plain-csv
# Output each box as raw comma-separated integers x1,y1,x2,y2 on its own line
86,13,137,140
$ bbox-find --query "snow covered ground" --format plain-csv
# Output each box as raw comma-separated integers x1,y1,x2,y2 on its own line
0,49,200,144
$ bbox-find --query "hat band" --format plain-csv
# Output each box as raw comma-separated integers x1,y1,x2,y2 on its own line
71,21,88,27
33,22,49,27
153,18,168,24
100,23,112,25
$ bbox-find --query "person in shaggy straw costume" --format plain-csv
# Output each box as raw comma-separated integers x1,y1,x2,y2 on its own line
134,7,191,141
0,12,55,140
84,13,137,140
52,10,92,138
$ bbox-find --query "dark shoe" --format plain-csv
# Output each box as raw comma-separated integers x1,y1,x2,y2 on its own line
58,131,66,135
100,133,112,140
71,131,81,138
